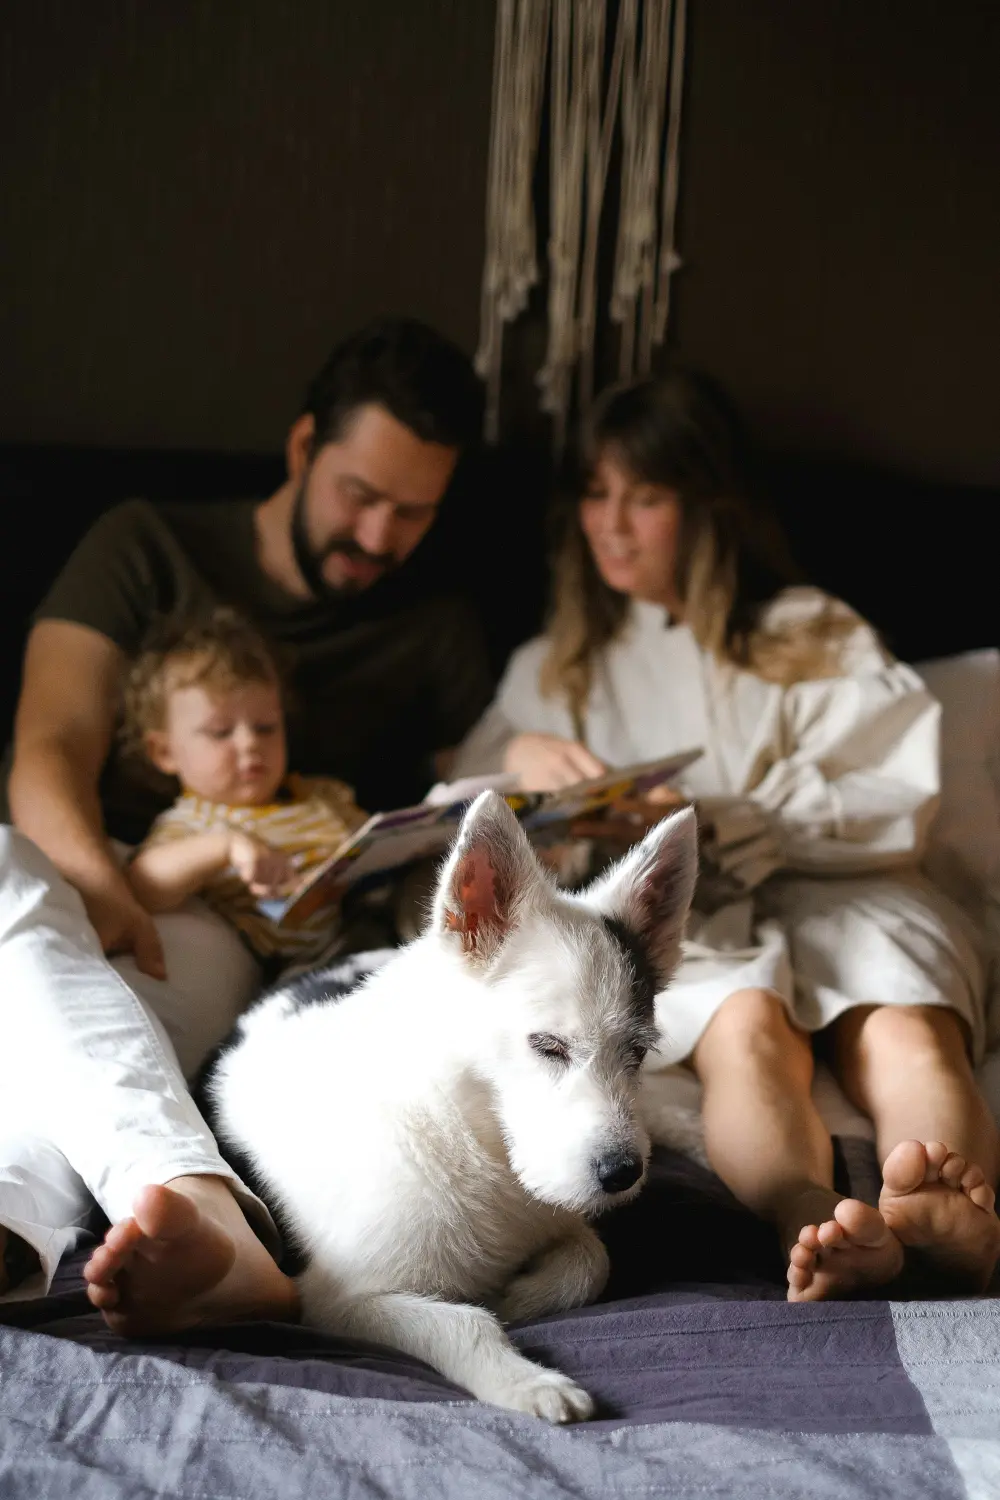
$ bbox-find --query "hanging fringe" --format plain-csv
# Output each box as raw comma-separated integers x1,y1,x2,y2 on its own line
476,0,552,442
535,0,588,456
653,0,688,350
477,0,687,448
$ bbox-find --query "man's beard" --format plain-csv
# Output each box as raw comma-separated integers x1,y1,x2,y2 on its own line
290,480,395,602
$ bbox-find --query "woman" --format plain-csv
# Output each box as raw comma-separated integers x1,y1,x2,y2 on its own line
454,370,1000,1300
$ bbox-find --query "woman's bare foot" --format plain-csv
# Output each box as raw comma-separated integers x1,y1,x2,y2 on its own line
83,1177,299,1336
878,1140,1000,1293
786,1195,904,1303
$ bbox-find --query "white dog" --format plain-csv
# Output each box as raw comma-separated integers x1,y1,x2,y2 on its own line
205,791,697,1422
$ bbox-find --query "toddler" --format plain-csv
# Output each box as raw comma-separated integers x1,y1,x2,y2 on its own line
124,608,368,964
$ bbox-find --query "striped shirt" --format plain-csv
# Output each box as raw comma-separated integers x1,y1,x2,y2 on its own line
140,773,368,961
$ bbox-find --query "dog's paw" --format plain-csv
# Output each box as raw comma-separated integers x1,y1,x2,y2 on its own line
486,1365,594,1423
492,1274,550,1326
491,1232,610,1326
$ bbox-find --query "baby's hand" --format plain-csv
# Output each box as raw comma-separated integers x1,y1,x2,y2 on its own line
227,831,293,897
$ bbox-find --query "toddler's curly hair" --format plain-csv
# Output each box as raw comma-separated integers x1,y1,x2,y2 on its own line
122,607,287,762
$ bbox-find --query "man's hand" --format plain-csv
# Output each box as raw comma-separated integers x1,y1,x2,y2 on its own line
83,877,167,981
227,831,293,897
503,733,607,792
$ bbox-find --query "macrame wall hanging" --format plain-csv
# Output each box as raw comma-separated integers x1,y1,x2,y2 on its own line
476,0,687,449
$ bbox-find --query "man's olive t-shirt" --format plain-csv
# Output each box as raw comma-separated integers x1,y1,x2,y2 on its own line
6,499,494,843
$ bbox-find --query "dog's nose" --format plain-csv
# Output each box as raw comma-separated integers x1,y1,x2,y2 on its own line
596,1152,644,1195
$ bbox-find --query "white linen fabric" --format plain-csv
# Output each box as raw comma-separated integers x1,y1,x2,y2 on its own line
0,827,271,1301
453,587,986,1068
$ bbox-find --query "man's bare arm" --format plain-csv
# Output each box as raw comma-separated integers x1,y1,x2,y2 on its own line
8,620,165,977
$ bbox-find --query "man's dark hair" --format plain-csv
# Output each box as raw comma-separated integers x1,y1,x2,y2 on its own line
302,316,484,451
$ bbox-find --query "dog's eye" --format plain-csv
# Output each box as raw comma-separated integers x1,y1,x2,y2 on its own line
529,1032,571,1064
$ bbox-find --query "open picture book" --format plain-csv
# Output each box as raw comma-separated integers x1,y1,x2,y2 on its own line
257,747,703,931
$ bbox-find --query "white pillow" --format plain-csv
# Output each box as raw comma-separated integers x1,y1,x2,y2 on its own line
915,649,1000,905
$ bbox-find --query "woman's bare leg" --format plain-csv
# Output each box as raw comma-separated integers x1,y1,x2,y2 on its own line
692,988,902,1300
833,1005,1000,1291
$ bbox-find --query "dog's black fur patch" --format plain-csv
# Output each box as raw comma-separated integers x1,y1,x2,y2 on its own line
194,952,389,1115
602,915,658,1025
275,960,373,1014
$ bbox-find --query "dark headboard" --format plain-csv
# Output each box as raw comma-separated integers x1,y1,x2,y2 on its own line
760,456,997,665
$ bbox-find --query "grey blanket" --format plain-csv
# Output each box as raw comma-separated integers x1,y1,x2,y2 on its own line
2,1149,998,1499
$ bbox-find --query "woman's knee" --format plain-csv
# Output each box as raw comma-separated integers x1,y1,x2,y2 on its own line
836,1003,971,1079
694,987,808,1075
713,986,796,1039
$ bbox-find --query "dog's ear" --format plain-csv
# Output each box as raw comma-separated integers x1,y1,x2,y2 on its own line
583,807,698,982
433,790,542,966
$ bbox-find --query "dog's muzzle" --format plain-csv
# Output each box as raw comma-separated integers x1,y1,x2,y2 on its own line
595,1151,644,1195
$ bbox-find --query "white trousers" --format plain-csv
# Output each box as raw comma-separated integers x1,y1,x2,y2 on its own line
0,826,269,1302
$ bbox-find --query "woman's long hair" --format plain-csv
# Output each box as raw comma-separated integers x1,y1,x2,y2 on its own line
540,369,854,735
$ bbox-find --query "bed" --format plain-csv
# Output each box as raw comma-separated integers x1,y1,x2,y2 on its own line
1,448,998,1498
2,1145,999,1497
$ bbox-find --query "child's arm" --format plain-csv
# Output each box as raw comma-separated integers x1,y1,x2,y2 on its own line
127,831,232,912
128,829,293,913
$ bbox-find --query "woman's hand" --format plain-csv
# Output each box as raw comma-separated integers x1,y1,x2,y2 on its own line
227,831,294,897
566,789,690,847
503,733,607,792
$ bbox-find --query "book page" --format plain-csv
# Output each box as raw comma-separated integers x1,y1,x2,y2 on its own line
266,745,702,929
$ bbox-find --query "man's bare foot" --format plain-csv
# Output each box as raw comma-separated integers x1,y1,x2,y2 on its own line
83,1178,299,1336
786,1196,904,1303
879,1140,1000,1293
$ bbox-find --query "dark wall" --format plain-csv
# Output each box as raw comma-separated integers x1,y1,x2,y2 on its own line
0,0,493,451
2,1,998,482
0,0,997,714
674,0,1000,487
